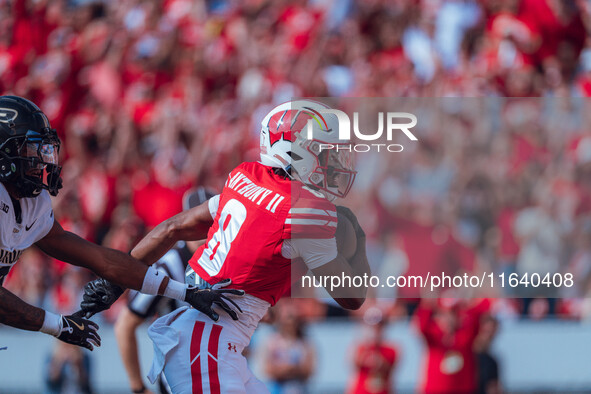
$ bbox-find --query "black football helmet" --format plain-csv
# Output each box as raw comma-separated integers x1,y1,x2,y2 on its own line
0,96,62,198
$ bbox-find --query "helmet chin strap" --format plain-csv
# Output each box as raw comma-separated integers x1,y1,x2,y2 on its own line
15,176,42,198
304,174,338,202
261,154,296,180
262,154,339,202
14,157,44,197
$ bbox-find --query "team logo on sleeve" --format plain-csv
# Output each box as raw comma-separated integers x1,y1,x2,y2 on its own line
0,202,8,213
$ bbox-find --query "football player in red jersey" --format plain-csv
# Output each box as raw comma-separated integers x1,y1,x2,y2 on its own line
80,99,371,393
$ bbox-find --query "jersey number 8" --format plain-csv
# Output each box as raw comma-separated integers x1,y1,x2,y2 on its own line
200,199,247,276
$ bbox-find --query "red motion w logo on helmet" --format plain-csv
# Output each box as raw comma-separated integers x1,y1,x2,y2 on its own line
267,109,327,146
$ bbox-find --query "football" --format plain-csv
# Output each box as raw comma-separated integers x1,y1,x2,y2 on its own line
335,212,357,260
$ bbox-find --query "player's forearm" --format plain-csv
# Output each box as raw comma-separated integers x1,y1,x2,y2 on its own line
314,257,367,310
333,296,365,310
349,236,371,280
71,235,186,298
94,247,149,290
0,287,93,343
131,219,180,265
132,205,212,265
89,250,188,300
0,286,44,331
337,237,371,309
36,228,149,291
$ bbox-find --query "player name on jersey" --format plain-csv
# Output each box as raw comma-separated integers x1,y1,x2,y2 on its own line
0,248,23,280
0,249,22,266
226,171,285,213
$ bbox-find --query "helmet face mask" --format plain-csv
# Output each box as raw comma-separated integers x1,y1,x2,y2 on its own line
260,100,356,200
0,96,63,198
308,146,356,199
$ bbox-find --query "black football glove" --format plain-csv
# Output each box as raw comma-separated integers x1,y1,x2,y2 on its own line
336,205,366,239
185,279,245,322
56,315,101,351
75,278,124,318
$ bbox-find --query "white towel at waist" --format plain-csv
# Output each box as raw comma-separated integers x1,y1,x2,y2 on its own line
147,306,189,384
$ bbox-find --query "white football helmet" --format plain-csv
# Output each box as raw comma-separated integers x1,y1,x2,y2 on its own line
260,100,356,199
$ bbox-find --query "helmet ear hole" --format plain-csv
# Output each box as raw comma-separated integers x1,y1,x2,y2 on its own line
287,151,303,161
310,173,323,184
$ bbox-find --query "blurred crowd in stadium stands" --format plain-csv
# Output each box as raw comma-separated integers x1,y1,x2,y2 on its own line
2,0,591,339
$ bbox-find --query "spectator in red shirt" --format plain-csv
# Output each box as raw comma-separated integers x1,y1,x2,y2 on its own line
348,308,399,394
517,0,586,82
416,298,490,394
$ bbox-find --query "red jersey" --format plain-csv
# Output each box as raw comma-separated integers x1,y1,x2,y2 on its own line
349,343,398,394
188,162,336,305
416,300,490,393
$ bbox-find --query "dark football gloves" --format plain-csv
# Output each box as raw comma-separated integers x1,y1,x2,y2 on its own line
185,279,244,322
74,277,124,319
56,314,101,351
76,276,244,322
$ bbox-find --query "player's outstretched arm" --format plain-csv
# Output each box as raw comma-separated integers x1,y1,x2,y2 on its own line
36,220,150,290
37,221,188,313
0,286,101,350
131,201,213,265
38,206,242,321
0,285,44,331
